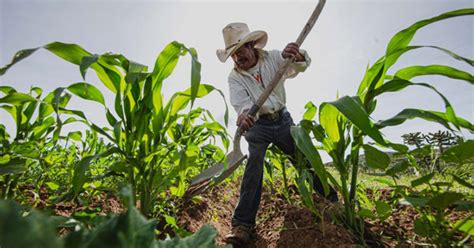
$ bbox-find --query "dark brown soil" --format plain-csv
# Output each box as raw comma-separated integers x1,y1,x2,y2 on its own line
364,188,473,247
17,182,472,247
178,179,357,247
19,184,123,217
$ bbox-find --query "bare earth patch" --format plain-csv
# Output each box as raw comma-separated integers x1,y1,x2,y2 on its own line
178,179,356,247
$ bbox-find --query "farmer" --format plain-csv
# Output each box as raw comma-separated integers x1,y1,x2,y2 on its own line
217,22,338,245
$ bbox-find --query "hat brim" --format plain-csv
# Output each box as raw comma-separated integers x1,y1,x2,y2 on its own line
216,31,267,63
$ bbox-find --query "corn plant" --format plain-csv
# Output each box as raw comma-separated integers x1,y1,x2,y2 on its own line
0,86,78,199
291,8,473,243
1,41,229,217
384,140,473,246
0,185,223,248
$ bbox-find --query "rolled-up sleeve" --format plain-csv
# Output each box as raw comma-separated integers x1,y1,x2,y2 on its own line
271,49,311,79
229,76,254,115
290,49,311,73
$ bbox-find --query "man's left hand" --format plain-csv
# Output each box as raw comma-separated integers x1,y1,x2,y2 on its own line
282,42,305,62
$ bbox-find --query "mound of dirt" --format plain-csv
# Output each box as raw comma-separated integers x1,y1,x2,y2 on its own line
178,179,356,247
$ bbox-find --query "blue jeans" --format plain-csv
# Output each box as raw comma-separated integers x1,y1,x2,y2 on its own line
232,110,338,227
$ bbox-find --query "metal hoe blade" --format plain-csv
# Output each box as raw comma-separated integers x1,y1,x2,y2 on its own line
185,130,246,197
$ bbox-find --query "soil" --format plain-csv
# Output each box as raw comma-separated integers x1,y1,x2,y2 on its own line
178,179,357,247
19,184,123,217
16,182,472,247
364,188,473,247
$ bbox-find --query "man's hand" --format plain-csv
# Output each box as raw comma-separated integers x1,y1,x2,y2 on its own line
237,111,256,131
282,42,305,62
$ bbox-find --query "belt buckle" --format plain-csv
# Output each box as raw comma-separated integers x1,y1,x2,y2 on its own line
268,111,279,121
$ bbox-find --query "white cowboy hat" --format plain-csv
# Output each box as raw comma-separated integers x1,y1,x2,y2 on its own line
216,22,268,63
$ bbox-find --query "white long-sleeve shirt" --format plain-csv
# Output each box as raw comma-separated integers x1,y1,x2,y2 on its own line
228,49,311,116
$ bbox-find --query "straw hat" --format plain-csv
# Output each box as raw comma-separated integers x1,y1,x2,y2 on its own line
216,23,267,62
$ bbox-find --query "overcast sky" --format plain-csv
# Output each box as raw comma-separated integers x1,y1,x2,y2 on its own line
1,0,473,155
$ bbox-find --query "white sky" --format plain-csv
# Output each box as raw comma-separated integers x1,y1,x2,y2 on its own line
1,0,473,157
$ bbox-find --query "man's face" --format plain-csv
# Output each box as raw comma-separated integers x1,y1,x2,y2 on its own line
231,42,257,71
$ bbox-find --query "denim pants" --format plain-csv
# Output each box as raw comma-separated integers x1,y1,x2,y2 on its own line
232,110,338,227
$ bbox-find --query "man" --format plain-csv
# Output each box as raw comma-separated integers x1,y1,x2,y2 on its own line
217,22,338,246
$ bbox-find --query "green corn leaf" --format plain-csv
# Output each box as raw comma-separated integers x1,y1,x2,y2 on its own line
326,96,407,152
113,121,123,147
358,208,375,219
377,109,474,132
414,218,432,237
157,224,219,248
0,93,37,105
39,92,54,119
303,101,317,121
426,192,464,209
44,42,91,65
455,219,474,236
23,87,42,122
67,131,82,141
212,87,229,127
442,140,474,164
358,9,474,100
386,9,474,56
412,45,473,66
96,62,122,93
328,96,382,142
0,48,40,76
401,196,429,207
45,182,60,191
0,86,17,95
90,123,114,142
363,144,390,170
290,126,329,196
72,156,94,198
0,124,8,142
295,170,318,213
72,147,120,198
0,154,10,164
2,42,125,94
187,47,201,108
455,201,474,211
385,159,409,176
395,65,474,84
373,177,395,187
151,41,184,90
0,157,27,175
63,116,84,125
0,201,63,248
114,90,125,122
375,200,391,221
58,107,87,120
319,103,343,144
31,116,55,140
123,92,134,129
105,108,118,127
169,84,216,116
80,55,99,80
411,172,435,187
0,105,17,123
67,82,105,105
375,79,460,129
453,175,474,190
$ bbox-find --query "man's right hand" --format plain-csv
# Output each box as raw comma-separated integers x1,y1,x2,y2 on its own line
237,111,256,131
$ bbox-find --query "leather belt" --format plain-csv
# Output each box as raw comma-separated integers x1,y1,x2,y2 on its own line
259,108,285,121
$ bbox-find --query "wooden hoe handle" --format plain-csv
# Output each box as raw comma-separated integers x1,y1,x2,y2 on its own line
245,0,326,119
